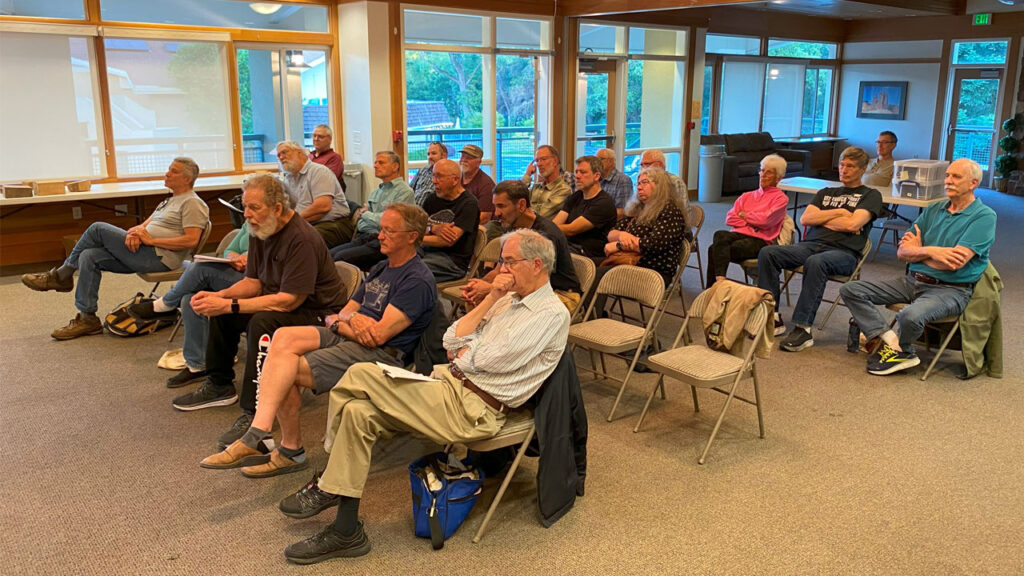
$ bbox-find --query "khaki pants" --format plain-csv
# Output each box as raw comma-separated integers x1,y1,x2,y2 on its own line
318,363,505,498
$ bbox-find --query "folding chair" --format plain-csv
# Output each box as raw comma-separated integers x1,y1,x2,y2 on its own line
165,226,239,342
871,213,910,262
461,409,535,543
740,215,796,288
778,238,873,329
608,240,691,326
436,226,489,299
438,237,502,319
568,265,666,421
138,220,213,298
634,287,771,464
569,253,595,324
684,204,706,288
334,260,364,304
885,302,963,381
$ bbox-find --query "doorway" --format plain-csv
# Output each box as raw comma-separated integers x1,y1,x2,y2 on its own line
945,68,1003,182
575,58,618,158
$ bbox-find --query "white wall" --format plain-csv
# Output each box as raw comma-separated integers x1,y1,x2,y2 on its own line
837,57,941,161
338,1,393,202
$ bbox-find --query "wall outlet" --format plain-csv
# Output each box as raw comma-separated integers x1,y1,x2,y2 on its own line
72,207,82,220
115,204,128,216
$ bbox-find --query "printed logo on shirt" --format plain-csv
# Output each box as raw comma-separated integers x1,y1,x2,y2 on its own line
362,277,390,312
822,193,863,211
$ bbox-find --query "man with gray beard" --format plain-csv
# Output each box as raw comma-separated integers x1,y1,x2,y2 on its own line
172,175,348,452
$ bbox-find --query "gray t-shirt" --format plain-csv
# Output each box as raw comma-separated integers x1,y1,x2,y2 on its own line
863,157,894,187
282,160,350,223
146,191,209,269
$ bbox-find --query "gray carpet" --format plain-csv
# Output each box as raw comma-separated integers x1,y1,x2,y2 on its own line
1,188,1021,575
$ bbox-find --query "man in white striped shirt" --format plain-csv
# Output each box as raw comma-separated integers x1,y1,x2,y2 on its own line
278,228,570,565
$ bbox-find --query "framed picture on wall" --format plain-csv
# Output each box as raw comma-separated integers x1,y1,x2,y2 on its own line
856,81,908,120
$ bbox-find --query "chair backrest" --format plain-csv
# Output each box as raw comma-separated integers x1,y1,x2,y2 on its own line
334,260,363,303
845,237,873,281
214,228,241,257
687,204,705,245
570,253,596,299
478,237,503,268
191,221,213,257
776,215,796,246
464,226,490,278
674,284,771,357
592,265,665,308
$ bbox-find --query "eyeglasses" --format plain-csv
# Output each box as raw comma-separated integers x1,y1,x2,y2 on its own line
312,134,330,140
499,257,529,267
640,161,657,168
636,179,652,187
534,155,555,163
379,228,414,237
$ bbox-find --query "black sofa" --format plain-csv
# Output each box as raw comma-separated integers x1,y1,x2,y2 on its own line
701,132,810,196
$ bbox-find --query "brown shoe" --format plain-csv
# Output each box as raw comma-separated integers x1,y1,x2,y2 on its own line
23,268,73,292
242,449,309,479
200,439,270,469
51,314,103,340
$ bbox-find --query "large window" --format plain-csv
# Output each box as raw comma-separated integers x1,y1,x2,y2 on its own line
237,47,330,165
104,37,233,176
0,31,105,181
100,0,328,33
0,0,85,19
403,9,552,182
706,34,836,138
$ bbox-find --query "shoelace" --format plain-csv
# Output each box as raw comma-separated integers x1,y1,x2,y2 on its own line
878,346,898,362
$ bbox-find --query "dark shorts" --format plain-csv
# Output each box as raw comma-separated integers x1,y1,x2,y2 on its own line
304,326,405,394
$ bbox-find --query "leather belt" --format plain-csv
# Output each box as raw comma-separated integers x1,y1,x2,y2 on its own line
911,272,973,289
448,363,510,414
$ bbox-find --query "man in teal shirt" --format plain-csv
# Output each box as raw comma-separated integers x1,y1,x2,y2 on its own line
841,158,996,376
330,151,414,270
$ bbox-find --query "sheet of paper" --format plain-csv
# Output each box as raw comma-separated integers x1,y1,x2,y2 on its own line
218,197,244,213
376,362,440,382
193,254,232,264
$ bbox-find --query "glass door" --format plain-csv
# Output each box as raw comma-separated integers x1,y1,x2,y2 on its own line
575,59,617,157
945,68,1002,181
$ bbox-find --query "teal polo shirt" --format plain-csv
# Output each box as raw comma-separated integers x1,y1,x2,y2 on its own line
908,197,996,284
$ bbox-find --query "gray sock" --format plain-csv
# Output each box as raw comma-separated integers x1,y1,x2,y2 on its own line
239,426,270,450
278,445,306,463
55,265,75,281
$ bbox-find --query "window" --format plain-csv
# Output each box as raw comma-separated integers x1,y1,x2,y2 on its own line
718,61,764,134
762,63,805,137
236,47,330,164
701,65,713,135
104,38,233,176
628,27,686,57
626,60,685,149
952,41,1008,65
579,23,624,55
0,32,105,181
767,39,837,59
99,0,328,33
705,34,759,56
402,9,552,181
802,68,832,135
0,0,85,19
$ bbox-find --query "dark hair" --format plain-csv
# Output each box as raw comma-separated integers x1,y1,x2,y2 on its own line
879,130,897,144
575,155,603,178
492,179,531,208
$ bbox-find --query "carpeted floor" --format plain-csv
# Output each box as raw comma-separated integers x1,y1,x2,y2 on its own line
0,188,1021,575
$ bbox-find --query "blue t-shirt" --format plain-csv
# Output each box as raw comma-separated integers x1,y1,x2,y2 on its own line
351,256,437,355
908,197,996,284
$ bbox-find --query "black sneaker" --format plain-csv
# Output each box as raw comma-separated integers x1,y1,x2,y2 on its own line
166,367,209,389
773,318,786,337
779,327,814,352
280,471,342,519
217,412,254,449
284,521,371,565
127,300,177,322
171,380,237,411
867,344,920,376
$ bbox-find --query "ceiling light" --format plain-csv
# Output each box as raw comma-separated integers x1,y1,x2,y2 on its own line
249,3,282,15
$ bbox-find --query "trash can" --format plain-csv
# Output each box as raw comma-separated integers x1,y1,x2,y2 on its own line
698,144,725,203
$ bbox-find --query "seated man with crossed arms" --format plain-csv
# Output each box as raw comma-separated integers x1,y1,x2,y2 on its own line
275,229,569,565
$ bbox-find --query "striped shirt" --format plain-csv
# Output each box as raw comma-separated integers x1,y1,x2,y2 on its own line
443,282,570,408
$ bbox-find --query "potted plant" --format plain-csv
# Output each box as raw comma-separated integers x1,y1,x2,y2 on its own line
994,116,1020,192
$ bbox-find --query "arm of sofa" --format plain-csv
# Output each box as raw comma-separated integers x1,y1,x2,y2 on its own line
720,155,741,194
775,148,812,176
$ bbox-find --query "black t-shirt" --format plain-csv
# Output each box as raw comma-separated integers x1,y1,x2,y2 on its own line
561,189,618,259
531,215,581,293
805,185,883,254
246,214,347,311
422,190,481,270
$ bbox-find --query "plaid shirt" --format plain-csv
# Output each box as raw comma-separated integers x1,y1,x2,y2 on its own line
601,168,634,210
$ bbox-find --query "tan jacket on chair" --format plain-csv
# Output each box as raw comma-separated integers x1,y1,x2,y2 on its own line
703,280,776,358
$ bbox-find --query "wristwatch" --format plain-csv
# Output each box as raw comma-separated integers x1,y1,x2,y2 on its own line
616,241,623,252
231,299,240,314
329,320,341,334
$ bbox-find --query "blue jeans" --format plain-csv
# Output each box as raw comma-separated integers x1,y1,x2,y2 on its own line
330,232,384,271
168,262,245,371
840,274,973,353
757,241,857,328
64,222,169,315
419,248,465,282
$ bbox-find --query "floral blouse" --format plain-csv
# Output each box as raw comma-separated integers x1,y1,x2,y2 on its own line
613,203,689,283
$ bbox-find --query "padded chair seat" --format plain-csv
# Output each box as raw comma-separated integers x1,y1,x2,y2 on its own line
568,318,646,352
138,269,184,283
440,283,467,303
466,410,534,452
647,345,745,381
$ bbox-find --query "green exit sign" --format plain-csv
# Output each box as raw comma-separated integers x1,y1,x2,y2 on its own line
973,13,991,25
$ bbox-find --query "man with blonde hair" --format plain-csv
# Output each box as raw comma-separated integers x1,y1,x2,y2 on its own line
757,146,883,352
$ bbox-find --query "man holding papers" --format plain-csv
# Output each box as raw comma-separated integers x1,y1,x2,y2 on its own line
199,203,437,478
277,228,569,565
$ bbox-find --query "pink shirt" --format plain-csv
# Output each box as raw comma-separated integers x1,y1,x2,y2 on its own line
725,185,789,243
